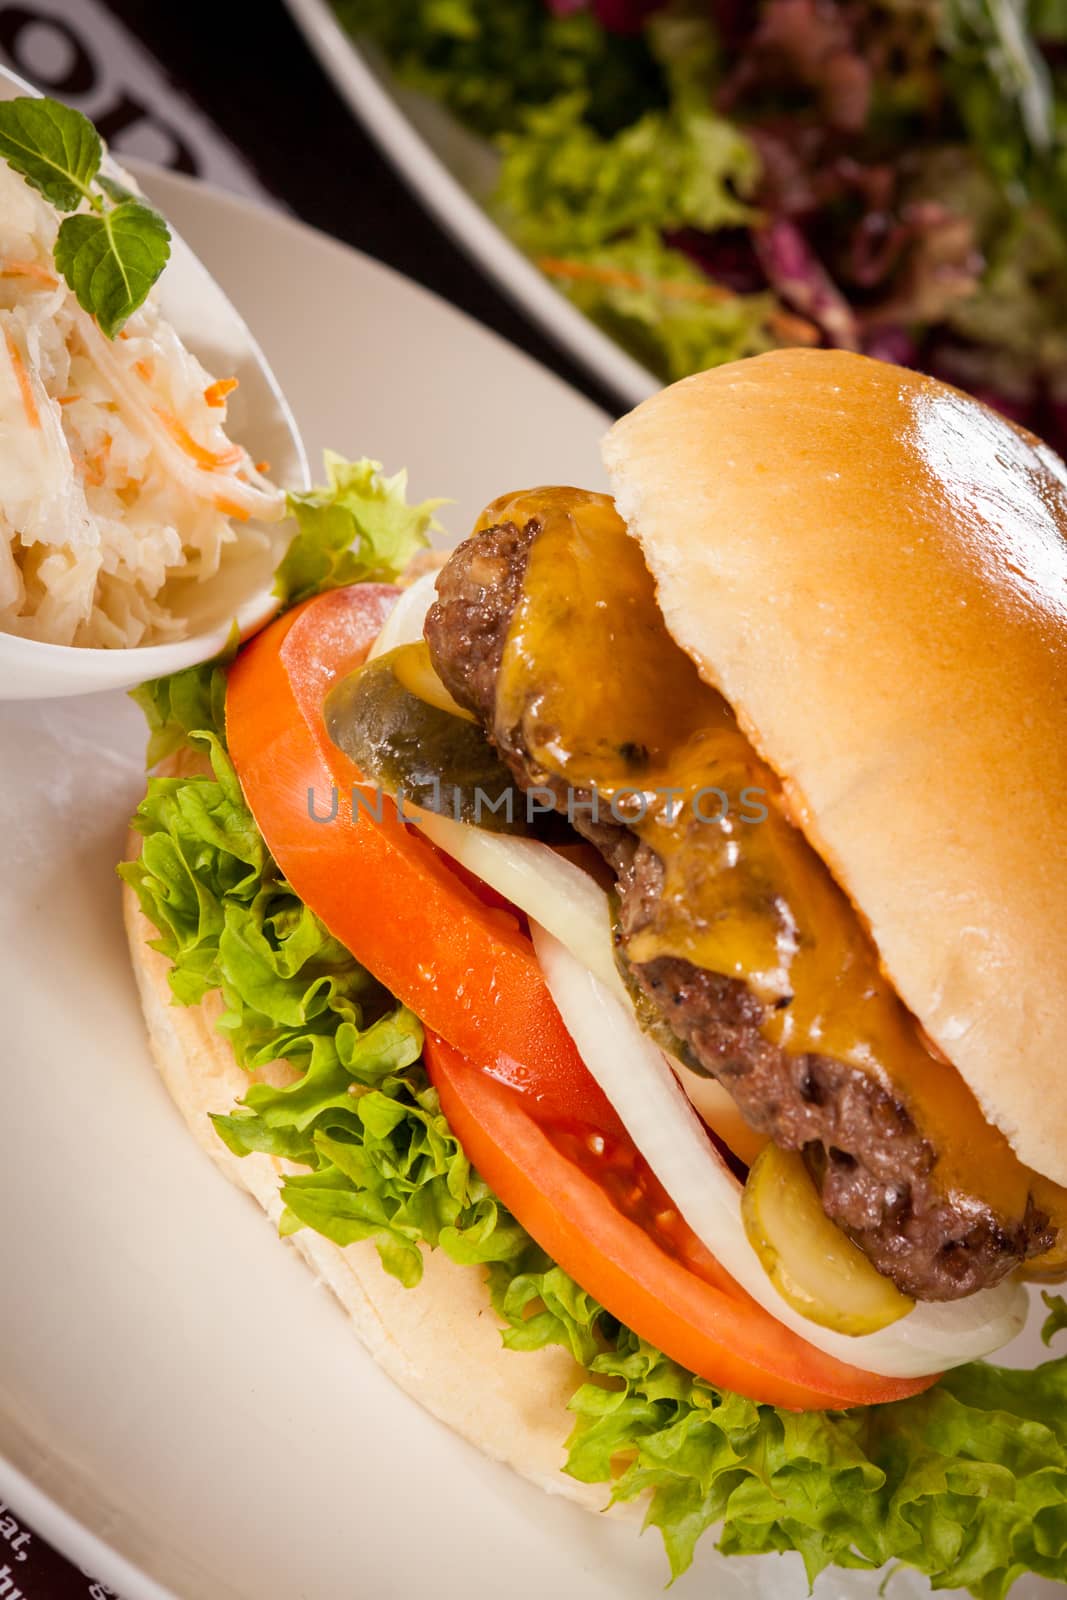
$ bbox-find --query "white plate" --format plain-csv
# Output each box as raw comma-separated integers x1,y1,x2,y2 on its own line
283,0,660,410
0,168,1058,1600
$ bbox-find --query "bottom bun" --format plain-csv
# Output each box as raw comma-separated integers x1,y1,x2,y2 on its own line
123,754,631,1515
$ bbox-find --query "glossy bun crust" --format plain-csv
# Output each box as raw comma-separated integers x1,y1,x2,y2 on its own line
604,348,1067,1187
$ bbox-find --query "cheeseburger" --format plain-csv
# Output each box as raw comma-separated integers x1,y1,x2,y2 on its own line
123,350,1067,1595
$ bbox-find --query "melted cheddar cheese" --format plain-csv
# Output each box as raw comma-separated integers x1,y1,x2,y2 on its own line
484,486,1067,1269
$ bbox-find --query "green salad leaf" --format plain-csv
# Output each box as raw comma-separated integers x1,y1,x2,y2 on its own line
1042,1292,1067,1346
333,0,667,140
494,88,767,384
121,736,573,1299
275,451,445,608
945,201,1067,377
128,625,235,767
531,227,774,386
942,0,1057,174
496,92,758,257
0,96,171,335
123,675,1067,1599
566,1348,1067,1594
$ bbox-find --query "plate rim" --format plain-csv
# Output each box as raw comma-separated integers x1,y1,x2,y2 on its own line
0,1454,177,1600
282,0,661,412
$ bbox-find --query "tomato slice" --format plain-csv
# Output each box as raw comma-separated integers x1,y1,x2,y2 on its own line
227,586,626,1138
226,586,936,1411
425,1031,933,1411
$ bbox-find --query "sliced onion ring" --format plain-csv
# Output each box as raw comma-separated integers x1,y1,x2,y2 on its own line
368,568,440,660
529,925,1028,1378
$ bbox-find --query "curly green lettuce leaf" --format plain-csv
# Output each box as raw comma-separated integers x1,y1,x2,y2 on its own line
560,1339,1067,1594
123,704,1067,1598
120,733,266,1003
1043,1292,1067,1346
119,731,579,1312
496,90,758,258
494,89,766,383
275,451,444,609
128,626,236,767
333,0,667,140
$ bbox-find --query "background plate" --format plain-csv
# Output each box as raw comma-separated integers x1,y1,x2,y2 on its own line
0,168,1056,1600
283,0,660,410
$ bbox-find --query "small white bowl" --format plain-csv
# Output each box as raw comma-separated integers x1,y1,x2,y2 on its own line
0,66,308,701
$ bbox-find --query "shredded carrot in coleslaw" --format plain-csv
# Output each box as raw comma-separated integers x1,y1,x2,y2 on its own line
153,406,244,471
213,495,252,521
80,437,112,487
0,157,285,648
204,376,238,407
1,259,58,287
5,329,40,429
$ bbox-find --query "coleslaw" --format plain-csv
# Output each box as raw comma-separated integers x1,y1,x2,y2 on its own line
0,159,284,649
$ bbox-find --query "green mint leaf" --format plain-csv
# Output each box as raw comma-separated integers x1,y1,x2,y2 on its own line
55,198,170,338
0,96,101,211
95,171,136,204
1042,1290,1067,1346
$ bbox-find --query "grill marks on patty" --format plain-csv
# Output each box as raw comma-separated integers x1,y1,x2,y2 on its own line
425,520,1054,1302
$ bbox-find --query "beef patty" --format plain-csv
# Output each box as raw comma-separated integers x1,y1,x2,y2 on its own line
424,518,1054,1301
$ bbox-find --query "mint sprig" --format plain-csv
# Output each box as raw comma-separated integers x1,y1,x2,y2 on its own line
0,96,170,337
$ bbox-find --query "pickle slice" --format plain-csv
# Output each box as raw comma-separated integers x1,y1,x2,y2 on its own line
325,648,530,833
742,1142,914,1335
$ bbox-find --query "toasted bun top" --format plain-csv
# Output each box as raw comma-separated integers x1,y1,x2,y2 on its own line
603,348,1067,1187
